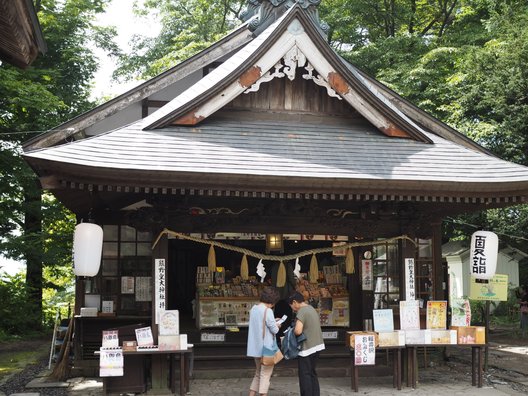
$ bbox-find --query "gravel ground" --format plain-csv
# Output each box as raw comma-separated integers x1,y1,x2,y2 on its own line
0,356,68,396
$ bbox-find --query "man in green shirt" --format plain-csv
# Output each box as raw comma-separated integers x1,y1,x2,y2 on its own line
287,292,325,396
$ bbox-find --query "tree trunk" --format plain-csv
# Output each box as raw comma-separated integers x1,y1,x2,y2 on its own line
24,176,43,331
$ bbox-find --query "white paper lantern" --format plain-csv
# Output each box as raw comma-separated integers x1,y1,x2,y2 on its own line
73,223,103,276
469,230,498,280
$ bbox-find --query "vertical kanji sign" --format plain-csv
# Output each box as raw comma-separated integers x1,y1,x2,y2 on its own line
155,258,166,324
361,259,373,290
405,258,416,300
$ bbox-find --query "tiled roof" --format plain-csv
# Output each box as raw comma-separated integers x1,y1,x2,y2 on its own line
24,116,528,194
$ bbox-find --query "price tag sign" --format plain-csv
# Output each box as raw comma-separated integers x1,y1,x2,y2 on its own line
201,332,225,342
322,331,338,340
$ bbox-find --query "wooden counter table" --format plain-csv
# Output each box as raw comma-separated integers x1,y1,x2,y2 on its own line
406,344,484,389
97,347,194,395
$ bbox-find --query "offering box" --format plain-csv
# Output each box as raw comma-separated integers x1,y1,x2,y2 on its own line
377,330,405,347
158,335,181,351
405,329,432,345
345,331,378,348
451,326,486,344
431,329,457,344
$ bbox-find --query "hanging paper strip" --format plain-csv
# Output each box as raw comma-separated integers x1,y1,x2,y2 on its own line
309,254,318,283
345,247,355,274
276,261,286,287
208,245,216,272
240,254,249,280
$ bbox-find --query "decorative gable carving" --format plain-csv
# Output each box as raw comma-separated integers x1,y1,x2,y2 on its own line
244,45,342,100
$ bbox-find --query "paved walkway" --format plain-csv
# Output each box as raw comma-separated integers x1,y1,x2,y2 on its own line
63,350,528,396
63,368,524,396
9,341,528,396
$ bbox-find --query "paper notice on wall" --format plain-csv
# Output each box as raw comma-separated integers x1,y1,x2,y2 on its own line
121,276,134,294
136,276,152,302
354,334,376,366
361,260,373,291
99,348,123,377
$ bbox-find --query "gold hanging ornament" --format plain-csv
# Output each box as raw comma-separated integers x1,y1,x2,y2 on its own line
208,244,216,272
240,254,249,280
345,247,355,274
276,261,286,287
309,253,318,283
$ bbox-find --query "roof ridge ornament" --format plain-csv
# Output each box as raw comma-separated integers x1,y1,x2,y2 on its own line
240,0,329,37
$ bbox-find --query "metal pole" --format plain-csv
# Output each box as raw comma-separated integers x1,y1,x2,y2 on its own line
484,300,490,372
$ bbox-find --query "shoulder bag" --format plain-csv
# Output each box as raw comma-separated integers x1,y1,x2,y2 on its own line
261,308,283,366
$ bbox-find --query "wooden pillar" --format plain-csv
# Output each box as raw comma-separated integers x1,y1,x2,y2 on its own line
348,247,362,330
431,222,444,300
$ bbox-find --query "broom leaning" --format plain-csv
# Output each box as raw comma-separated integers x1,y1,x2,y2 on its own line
49,315,74,381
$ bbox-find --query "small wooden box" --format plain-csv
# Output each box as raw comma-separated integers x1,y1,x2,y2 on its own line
430,329,457,344
122,340,137,351
346,331,379,348
451,326,486,344
377,330,405,347
80,307,98,317
405,329,432,345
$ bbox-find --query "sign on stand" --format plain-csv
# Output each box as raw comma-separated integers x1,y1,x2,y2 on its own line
99,348,123,377
373,309,394,332
354,334,376,365
470,274,508,301
451,298,471,327
399,300,420,330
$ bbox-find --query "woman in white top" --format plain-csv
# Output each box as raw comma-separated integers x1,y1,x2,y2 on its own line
247,286,282,396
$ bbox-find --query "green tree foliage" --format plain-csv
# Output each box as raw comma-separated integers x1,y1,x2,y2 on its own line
0,273,36,337
114,0,246,80
0,0,114,333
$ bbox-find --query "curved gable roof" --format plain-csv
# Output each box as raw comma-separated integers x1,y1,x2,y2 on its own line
141,5,433,144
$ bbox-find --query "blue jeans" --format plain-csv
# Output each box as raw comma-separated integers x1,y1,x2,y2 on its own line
297,352,320,396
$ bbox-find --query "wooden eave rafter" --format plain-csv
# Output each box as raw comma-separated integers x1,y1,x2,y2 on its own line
31,161,528,207
0,0,46,68
144,5,433,144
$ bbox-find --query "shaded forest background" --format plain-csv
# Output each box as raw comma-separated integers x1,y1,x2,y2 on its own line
1,0,527,337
